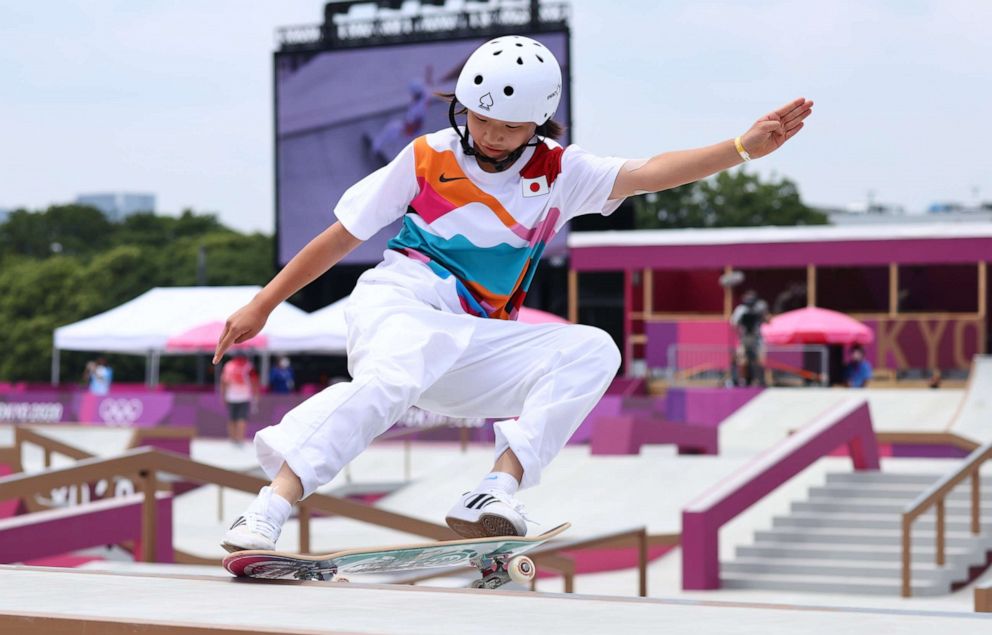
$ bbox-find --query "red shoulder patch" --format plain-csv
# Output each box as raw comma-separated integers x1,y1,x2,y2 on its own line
519,143,564,186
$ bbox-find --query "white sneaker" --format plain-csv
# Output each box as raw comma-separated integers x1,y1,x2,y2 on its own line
220,487,289,553
445,489,531,538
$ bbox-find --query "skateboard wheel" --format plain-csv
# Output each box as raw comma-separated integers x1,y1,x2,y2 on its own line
507,556,535,584
335,577,350,583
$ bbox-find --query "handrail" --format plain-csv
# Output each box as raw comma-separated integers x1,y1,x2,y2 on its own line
0,445,458,564
681,398,879,590
0,446,21,473
876,432,979,453
14,425,197,470
900,438,992,597
16,426,94,464
977,580,992,612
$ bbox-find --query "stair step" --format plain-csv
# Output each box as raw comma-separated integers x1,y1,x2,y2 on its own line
773,513,992,531
825,472,946,486
825,472,992,487
754,527,992,547
736,542,974,562
721,557,960,580
793,500,987,515
720,572,949,596
808,485,992,502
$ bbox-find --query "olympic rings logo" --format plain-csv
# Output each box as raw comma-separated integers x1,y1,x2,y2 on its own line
98,398,144,425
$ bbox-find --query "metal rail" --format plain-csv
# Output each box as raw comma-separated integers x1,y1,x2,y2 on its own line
900,439,992,597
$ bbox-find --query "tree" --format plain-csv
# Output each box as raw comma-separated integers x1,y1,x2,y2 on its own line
0,206,276,383
633,167,827,230
0,205,114,258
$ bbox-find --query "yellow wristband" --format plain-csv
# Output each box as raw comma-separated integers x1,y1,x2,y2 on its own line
734,135,751,162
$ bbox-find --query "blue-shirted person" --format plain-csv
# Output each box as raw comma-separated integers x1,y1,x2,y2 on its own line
268,357,295,394
844,344,873,388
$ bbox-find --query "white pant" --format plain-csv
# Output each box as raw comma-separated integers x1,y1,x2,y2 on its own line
255,267,621,498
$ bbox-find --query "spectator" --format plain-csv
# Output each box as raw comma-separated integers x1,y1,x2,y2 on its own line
85,357,113,396
731,290,770,386
844,344,873,388
221,352,259,445
269,357,296,394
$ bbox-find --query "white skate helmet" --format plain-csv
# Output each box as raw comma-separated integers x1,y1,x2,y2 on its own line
455,35,562,125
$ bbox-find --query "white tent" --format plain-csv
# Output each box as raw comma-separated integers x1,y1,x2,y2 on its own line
267,297,349,354
52,286,309,385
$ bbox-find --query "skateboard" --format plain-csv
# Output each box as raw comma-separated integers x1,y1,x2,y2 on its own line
223,522,570,590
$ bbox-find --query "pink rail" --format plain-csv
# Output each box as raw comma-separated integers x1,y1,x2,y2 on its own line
681,398,880,590
0,492,173,564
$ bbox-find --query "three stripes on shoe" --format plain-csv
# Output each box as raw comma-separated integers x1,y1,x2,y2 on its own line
465,494,499,510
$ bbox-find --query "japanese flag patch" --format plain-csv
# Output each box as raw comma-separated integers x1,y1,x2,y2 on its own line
522,175,549,198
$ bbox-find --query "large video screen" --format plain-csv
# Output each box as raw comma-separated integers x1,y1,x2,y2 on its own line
275,31,571,265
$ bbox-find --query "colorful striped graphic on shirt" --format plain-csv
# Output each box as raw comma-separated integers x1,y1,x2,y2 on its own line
387,136,562,320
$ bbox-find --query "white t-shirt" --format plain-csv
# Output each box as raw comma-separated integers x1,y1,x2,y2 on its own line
335,128,627,320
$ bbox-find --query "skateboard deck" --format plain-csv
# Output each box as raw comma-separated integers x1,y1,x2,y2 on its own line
223,522,570,589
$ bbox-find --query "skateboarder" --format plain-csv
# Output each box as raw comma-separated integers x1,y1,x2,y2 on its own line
216,35,813,551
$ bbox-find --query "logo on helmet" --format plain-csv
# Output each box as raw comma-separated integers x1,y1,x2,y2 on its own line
478,92,494,111
547,83,561,101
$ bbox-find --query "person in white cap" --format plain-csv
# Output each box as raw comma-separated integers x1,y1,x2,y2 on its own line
218,35,813,551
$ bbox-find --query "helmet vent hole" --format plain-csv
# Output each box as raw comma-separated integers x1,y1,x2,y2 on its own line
536,55,543,63
516,57,523,65
516,43,523,47
493,50,502,56
474,75,483,85
503,86,514,96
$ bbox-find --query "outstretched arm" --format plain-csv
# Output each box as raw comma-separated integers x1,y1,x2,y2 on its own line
610,97,813,199
213,222,363,363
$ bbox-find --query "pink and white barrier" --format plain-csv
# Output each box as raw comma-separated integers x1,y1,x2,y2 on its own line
681,399,880,590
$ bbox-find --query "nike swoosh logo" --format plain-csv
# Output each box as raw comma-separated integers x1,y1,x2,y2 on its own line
439,173,467,183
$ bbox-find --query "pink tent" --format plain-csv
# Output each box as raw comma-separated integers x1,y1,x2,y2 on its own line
518,307,570,325
166,321,267,352
761,307,873,345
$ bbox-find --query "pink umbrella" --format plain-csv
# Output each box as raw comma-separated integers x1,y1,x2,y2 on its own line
761,306,874,345
166,321,267,352
518,307,570,325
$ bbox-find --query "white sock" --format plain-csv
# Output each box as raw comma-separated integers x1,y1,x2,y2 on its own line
251,486,292,526
475,472,519,496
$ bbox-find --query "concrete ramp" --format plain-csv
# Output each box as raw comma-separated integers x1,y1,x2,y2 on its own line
947,355,992,444
719,388,964,458
1,566,990,634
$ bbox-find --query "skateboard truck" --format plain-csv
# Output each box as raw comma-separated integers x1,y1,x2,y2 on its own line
470,554,536,589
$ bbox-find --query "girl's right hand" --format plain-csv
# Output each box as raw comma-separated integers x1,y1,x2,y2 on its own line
213,303,269,364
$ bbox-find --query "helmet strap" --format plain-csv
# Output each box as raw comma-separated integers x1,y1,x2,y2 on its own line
447,100,541,173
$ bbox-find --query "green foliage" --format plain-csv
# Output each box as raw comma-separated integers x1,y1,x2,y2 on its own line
0,205,114,258
633,168,828,230
0,205,274,383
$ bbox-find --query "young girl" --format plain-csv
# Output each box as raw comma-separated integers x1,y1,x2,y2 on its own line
217,35,813,550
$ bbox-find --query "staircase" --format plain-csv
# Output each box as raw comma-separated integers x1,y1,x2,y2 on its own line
722,471,992,596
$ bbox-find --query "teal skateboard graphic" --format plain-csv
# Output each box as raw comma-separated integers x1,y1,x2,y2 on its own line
223,522,569,590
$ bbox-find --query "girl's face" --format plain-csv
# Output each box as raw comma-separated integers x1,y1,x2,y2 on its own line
466,110,537,163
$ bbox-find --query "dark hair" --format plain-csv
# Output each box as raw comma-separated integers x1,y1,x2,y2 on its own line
435,92,564,140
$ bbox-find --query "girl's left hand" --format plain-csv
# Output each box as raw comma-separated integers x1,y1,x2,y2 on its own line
741,97,813,159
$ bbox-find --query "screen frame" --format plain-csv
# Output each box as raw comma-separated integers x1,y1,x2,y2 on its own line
272,27,573,270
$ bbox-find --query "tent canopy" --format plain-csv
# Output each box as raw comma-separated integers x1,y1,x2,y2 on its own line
54,286,308,355
761,306,874,345
267,297,348,354
166,321,268,352
51,288,574,387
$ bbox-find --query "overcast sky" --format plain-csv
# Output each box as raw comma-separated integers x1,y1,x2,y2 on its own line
2,1,989,233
